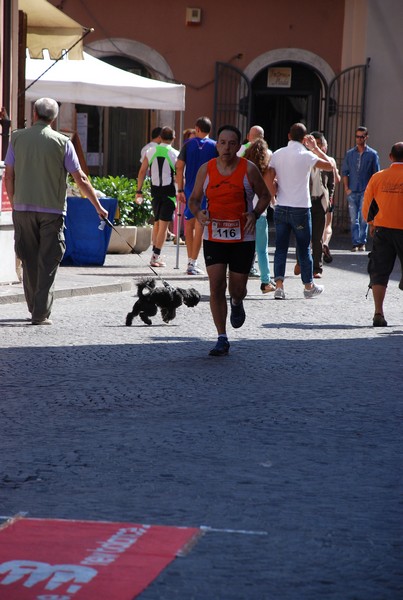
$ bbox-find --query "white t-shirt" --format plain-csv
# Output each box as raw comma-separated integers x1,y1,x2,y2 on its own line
140,141,158,163
270,141,318,208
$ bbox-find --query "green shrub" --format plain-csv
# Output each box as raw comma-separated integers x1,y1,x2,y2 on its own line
90,175,153,226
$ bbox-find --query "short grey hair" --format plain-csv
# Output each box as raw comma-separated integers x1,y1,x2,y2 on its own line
34,98,59,122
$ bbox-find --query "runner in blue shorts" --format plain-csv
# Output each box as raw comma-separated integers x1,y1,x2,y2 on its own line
176,117,217,275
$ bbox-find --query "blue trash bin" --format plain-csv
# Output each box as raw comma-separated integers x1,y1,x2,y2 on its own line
62,196,118,266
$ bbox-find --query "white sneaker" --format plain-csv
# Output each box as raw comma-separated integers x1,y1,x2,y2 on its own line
274,287,285,300
249,266,260,278
187,263,204,275
32,318,53,325
304,283,324,298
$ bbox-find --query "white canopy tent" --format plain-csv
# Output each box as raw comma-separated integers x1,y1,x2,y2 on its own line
25,52,185,110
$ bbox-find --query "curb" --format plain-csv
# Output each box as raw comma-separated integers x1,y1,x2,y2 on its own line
0,281,133,305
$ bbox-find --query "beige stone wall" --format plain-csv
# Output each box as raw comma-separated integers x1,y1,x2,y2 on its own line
47,0,345,129
341,0,368,69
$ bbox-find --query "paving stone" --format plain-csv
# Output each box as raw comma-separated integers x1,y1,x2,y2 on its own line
0,238,402,598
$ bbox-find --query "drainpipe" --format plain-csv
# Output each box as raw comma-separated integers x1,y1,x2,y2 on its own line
1,0,12,158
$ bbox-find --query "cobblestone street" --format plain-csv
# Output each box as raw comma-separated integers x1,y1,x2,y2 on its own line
0,238,402,599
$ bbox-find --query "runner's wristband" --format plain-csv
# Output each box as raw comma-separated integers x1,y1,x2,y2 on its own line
177,189,184,193
136,191,142,194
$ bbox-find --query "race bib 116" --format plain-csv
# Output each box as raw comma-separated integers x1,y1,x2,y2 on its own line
211,219,241,241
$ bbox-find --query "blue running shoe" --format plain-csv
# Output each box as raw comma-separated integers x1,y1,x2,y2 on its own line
209,337,230,356
230,299,245,328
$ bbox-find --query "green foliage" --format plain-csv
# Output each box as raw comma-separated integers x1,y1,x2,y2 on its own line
90,175,153,226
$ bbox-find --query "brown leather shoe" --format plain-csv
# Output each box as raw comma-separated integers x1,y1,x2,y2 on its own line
260,282,276,293
294,263,301,275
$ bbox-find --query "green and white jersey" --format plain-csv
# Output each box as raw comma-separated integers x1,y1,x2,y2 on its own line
146,143,179,187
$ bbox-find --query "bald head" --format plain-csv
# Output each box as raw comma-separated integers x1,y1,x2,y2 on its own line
390,142,403,162
248,126,264,142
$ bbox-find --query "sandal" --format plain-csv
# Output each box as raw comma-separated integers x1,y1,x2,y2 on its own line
260,282,276,293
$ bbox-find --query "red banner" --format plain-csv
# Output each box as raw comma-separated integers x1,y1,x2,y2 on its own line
0,518,200,600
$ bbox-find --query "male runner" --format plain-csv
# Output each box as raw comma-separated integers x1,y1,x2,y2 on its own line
189,125,270,356
136,126,178,267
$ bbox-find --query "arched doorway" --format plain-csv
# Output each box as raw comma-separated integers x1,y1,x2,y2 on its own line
214,49,334,149
82,38,176,178
243,48,334,150
251,62,325,151
76,55,150,179
213,51,369,232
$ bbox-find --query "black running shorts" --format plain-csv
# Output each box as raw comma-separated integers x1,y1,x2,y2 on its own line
203,240,255,274
151,185,176,222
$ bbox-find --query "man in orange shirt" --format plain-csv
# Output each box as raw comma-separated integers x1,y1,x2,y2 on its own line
362,142,403,327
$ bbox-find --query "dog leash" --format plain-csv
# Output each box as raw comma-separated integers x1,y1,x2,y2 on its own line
101,217,172,288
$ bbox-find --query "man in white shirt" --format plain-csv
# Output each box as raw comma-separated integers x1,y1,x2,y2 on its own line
139,127,162,163
266,123,333,299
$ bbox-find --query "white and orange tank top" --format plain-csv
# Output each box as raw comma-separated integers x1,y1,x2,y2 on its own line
203,157,255,242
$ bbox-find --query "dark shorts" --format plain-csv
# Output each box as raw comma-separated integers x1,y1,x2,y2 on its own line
203,240,255,274
368,227,403,286
151,185,176,222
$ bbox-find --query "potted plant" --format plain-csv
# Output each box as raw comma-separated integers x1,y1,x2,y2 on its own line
90,175,153,254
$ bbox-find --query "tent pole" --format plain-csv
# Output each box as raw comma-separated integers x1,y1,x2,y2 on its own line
174,204,182,270
178,109,184,148
174,110,184,270
98,106,103,176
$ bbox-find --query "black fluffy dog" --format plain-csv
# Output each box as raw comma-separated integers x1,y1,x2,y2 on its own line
126,277,201,326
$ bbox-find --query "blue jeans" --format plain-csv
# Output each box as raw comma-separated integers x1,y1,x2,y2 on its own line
347,192,368,246
274,206,313,285
255,215,271,283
